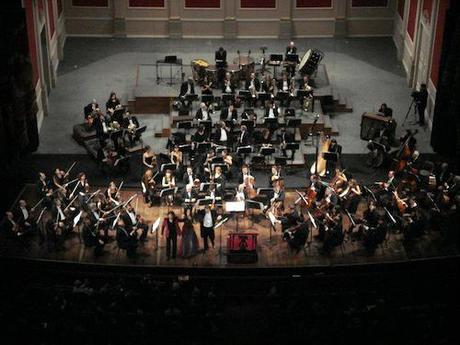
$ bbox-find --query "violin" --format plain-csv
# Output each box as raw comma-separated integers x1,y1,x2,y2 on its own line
393,191,408,214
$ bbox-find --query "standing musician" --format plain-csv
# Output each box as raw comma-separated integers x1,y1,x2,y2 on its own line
161,211,183,260
215,47,227,88
285,41,298,77
195,102,212,121
195,204,220,252
413,83,428,125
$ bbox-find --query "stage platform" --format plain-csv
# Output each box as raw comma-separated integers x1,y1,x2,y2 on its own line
1,185,457,270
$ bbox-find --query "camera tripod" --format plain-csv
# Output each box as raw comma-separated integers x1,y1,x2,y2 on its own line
402,99,418,127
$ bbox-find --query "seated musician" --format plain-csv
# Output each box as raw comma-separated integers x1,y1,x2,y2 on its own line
105,181,120,206
14,199,33,235
1,211,18,239
162,169,176,206
93,110,109,146
285,41,298,77
106,91,120,114
182,183,198,210
179,76,195,108
84,98,98,119
345,178,362,213
245,72,260,104
71,172,89,200
237,125,251,147
214,121,230,146
201,75,213,96
170,145,183,171
220,102,238,123
264,100,279,118
277,73,292,107
270,179,285,204
221,149,233,171
142,169,156,207
195,102,212,122
238,164,252,185
81,217,105,256
269,165,282,187
378,103,393,117
257,128,272,146
115,217,139,257
52,168,67,194
122,111,140,146
192,125,209,145
280,127,295,160
37,172,52,200
261,74,276,98
222,72,236,94
300,75,313,93
241,109,257,132
182,166,198,186
142,146,156,170
212,166,226,196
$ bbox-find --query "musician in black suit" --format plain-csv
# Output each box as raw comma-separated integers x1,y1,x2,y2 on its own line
192,125,209,144
93,111,109,146
214,121,231,146
215,47,227,88
81,217,105,256
195,205,219,251
179,77,195,108
182,184,198,211
237,125,251,146
413,83,428,125
14,199,33,234
245,72,261,93
285,41,298,77
182,166,197,186
264,100,279,118
279,127,296,160
122,111,141,145
115,218,138,257
220,103,238,122
1,211,18,239
195,102,212,121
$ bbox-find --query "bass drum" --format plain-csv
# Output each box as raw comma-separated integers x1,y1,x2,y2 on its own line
299,49,324,76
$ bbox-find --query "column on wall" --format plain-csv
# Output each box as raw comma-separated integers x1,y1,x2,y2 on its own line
224,0,237,39
168,0,182,38
113,0,127,37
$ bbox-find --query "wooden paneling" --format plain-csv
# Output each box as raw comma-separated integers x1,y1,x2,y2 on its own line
296,0,332,7
129,0,164,7
184,0,220,8
351,0,388,6
72,0,108,6
240,0,276,8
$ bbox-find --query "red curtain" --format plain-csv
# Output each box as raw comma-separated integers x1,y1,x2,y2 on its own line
296,0,332,7
240,0,276,8
351,0,388,6
72,0,109,6
398,0,405,18
57,0,63,15
47,0,55,38
185,0,220,8
422,0,434,19
407,0,418,40
129,0,164,6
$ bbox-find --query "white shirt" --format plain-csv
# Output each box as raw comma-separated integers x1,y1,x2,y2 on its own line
92,211,100,221
203,211,213,227
20,207,29,221
283,80,289,91
240,131,245,143
187,173,194,185
268,107,275,118
220,128,227,142
127,211,137,226
225,82,231,93
202,110,209,121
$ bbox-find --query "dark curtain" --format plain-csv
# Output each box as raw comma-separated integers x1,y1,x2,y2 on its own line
0,3,39,214
431,4,460,171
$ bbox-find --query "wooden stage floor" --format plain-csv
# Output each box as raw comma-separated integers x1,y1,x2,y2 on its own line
1,186,451,269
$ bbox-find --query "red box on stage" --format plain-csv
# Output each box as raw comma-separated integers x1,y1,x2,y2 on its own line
227,232,258,263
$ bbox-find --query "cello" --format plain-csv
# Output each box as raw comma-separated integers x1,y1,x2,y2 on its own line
394,129,417,173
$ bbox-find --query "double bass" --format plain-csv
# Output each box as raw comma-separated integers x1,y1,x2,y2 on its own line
394,129,418,173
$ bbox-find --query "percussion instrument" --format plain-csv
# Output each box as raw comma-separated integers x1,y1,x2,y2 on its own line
233,56,255,81
299,49,324,76
192,59,209,84
360,112,393,140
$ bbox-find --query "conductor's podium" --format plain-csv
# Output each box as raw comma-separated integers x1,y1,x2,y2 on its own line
227,232,258,264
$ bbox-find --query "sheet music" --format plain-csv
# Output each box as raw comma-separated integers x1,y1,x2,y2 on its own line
225,201,245,212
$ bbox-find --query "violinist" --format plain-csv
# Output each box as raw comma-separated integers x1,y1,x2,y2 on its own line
238,164,251,184
221,149,233,176
321,208,343,254
70,172,89,200
345,178,362,213
270,179,285,205
106,91,120,114
122,111,140,146
220,102,238,123
330,168,348,196
37,172,52,200
52,168,67,195
170,145,183,171
213,166,226,195
142,169,156,206
142,146,156,170
81,217,105,256
105,181,121,207
162,169,176,206
195,102,212,122
201,75,213,95
269,165,282,187
115,217,139,258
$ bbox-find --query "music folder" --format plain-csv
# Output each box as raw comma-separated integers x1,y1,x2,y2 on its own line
222,93,235,103
197,142,211,152
276,91,289,101
238,90,251,99
323,152,338,162
257,188,273,196
196,198,214,206
264,117,278,125
251,155,265,165
296,90,311,98
245,200,264,211
201,94,214,104
178,144,192,153
240,120,254,129
185,94,198,102
211,156,224,164
285,53,299,62
225,201,245,213
258,92,271,102
275,157,287,166
260,146,276,156
269,54,283,62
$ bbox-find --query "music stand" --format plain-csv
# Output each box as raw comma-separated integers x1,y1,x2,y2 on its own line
201,94,214,104
287,118,301,128
198,120,212,132
275,157,287,166
251,155,265,165
276,91,289,102
258,92,271,103
285,53,299,62
260,146,276,157
185,94,199,103
222,93,235,104
264,117,278,127
257,188,273,197
214,216,229,258
199,183,215,193
211,156,224,164
296,90,311,99
196,198,214,207
245,200,264,226
160,187,177,210
237,146,252,155
177,121,192,130
241,120,254,130
225,201,246,232
285,108,296,117
239,90,251,100
161,163,176,173
197,142,211,152
285,142,299,151
150,217,161,251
